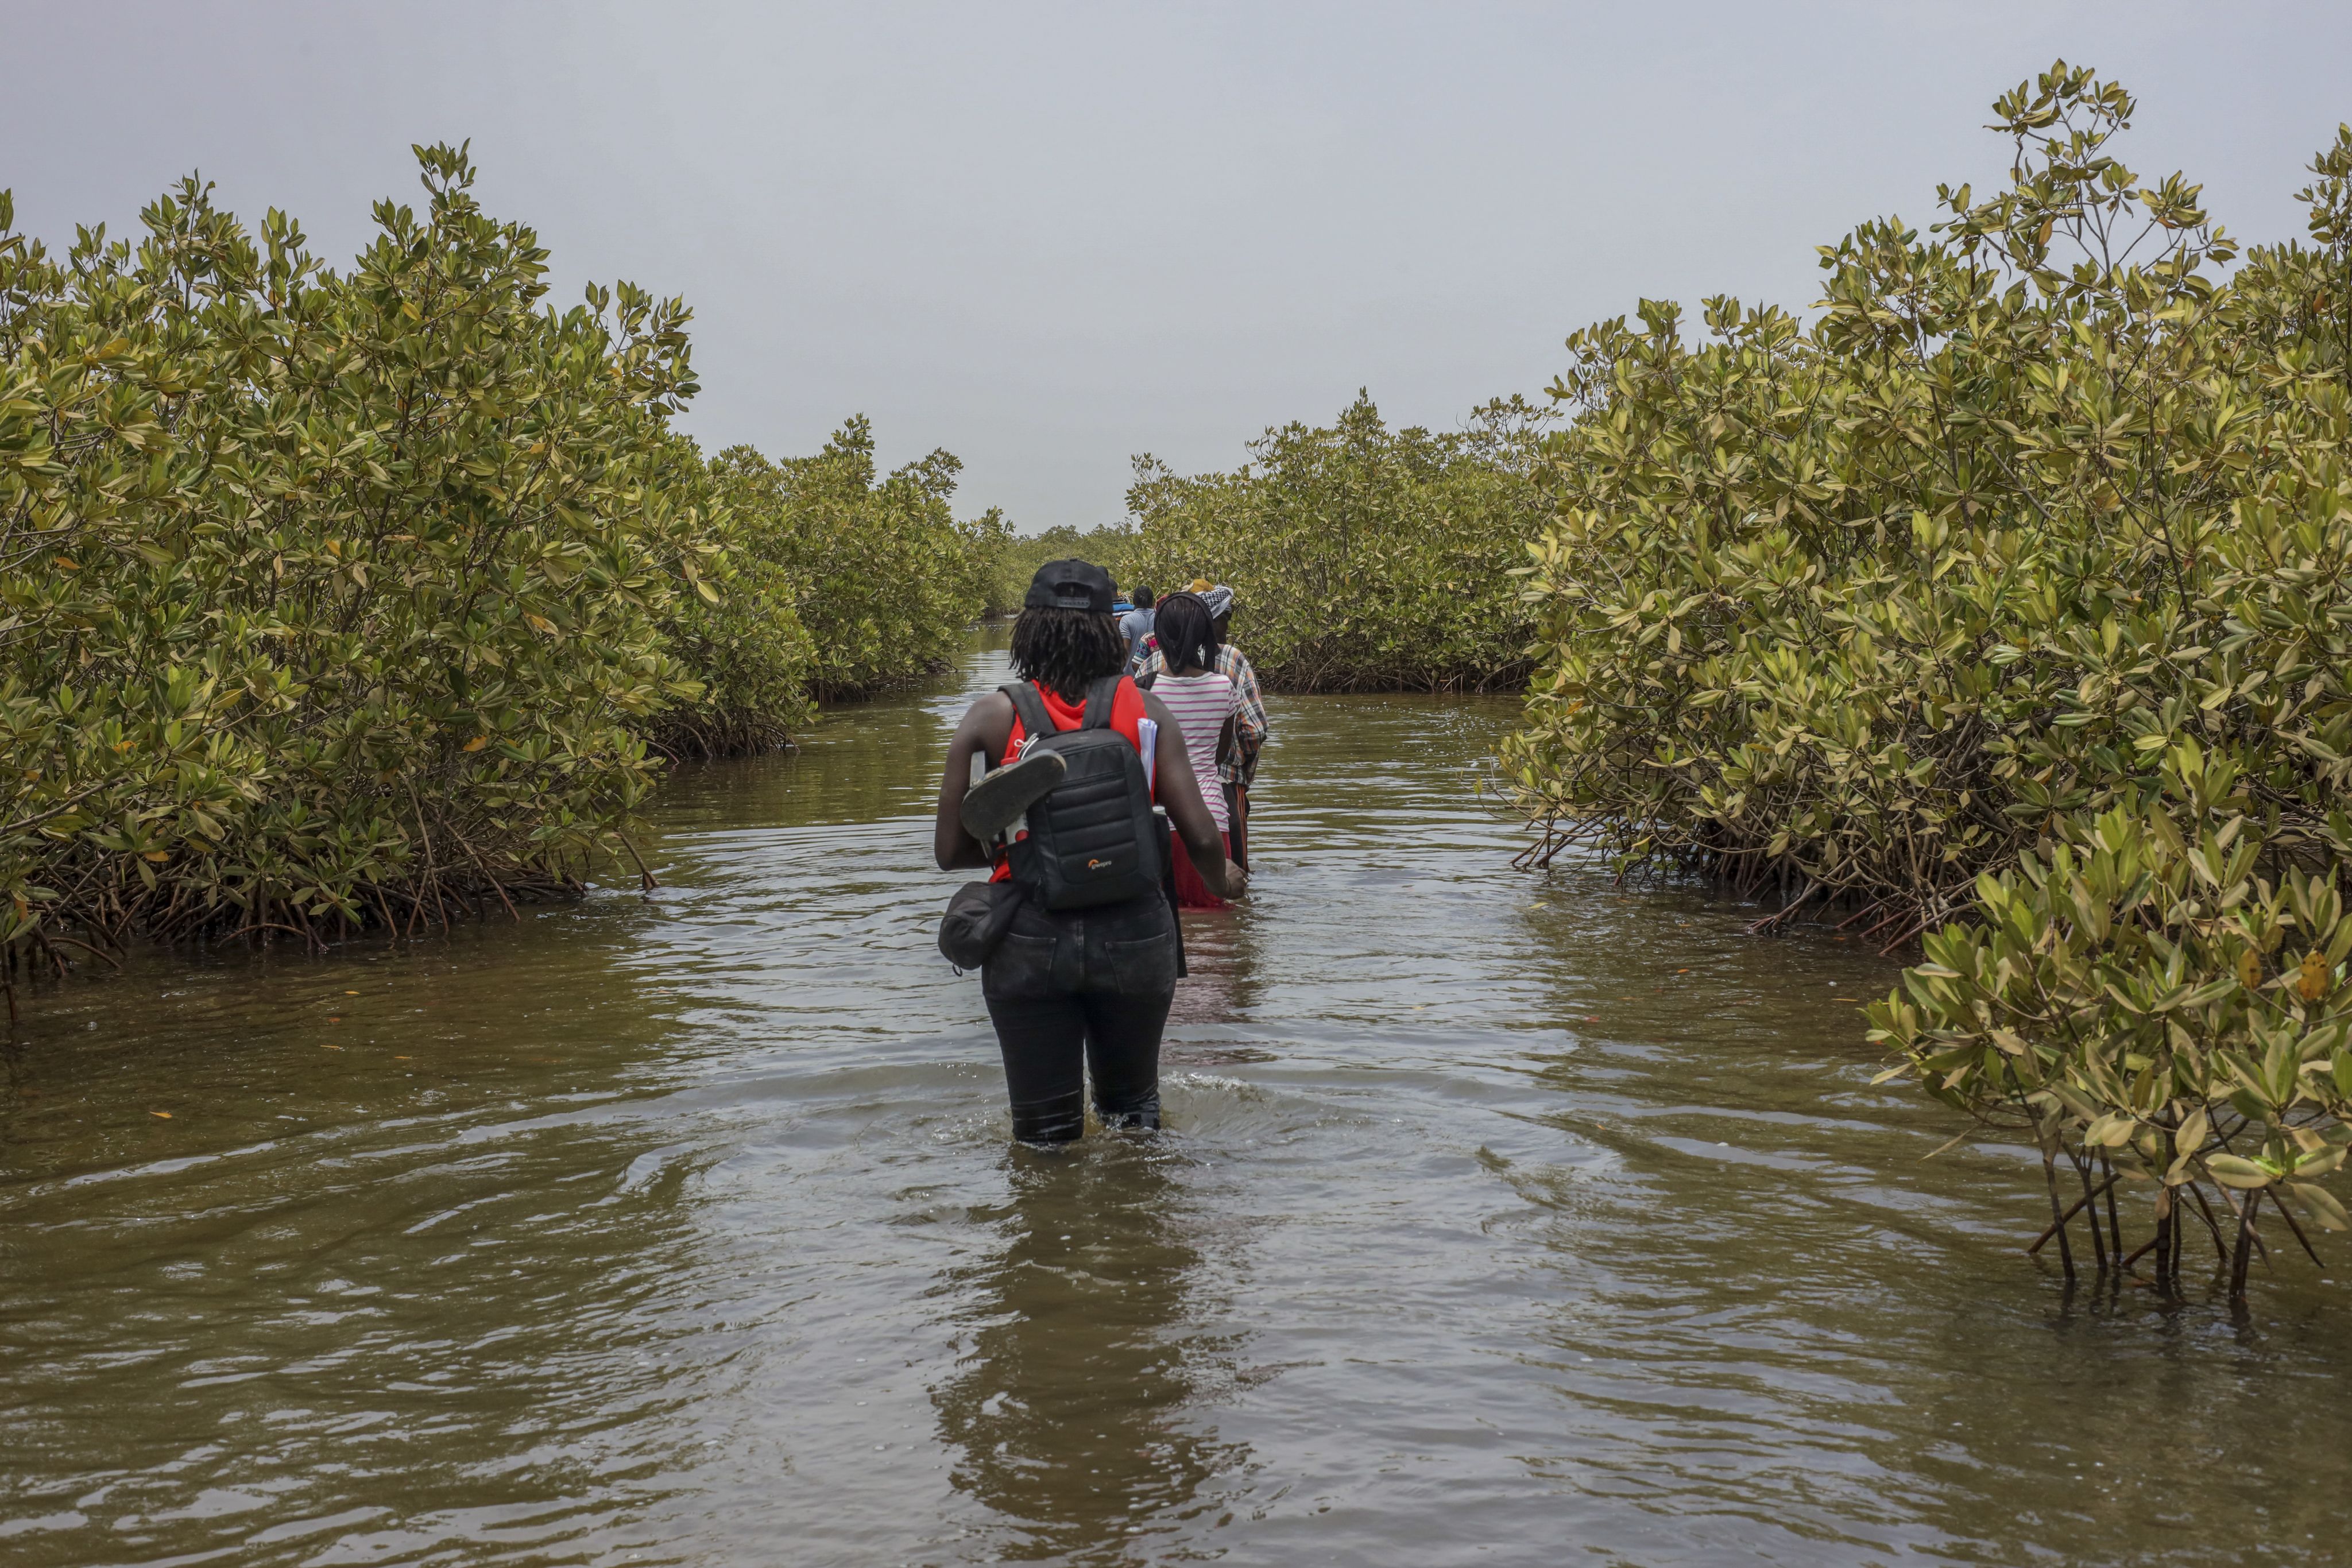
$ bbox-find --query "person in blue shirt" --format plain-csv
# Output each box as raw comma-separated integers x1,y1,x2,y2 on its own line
1118,585,1157,665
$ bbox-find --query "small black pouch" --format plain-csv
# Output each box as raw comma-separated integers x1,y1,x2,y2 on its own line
938,880,1028,971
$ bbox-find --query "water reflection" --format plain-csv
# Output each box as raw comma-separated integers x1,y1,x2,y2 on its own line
1166,907,1264,1030
0,903,711,1566
933,1139,1245,1563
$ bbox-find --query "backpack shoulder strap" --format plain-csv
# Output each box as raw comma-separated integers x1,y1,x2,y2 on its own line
1078,675,1122,730
1000,681,1059,742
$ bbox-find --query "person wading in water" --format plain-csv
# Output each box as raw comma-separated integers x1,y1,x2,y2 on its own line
1137,583,1267,873
1144,591,1240,908
934,560,1244,1143
1118,584,1156,666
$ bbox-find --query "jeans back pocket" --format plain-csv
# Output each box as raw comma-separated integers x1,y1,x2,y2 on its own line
1104,932,1179,997
982,932,1060,1000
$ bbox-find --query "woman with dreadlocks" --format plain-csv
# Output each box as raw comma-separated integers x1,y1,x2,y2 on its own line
934,559,1244,1144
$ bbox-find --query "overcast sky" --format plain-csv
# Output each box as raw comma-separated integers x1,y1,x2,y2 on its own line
12,2,2350,531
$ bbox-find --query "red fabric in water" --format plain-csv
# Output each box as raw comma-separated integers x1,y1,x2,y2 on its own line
1172,831,1232,910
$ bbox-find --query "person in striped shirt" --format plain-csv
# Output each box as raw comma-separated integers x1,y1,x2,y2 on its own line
1136,583,1266,869
1145,592,1237,908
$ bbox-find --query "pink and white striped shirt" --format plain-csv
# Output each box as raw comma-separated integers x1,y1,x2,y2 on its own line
1152,672,1235,832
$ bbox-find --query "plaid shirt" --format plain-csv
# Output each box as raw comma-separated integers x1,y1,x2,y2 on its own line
1135,641,1268,785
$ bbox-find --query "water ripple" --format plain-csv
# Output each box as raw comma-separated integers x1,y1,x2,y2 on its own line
5,633,2351,1566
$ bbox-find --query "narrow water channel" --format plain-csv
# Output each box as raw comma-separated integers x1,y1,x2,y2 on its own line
5,630,2350,1566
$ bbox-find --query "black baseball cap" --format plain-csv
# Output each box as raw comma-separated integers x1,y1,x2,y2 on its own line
1024,558,1117,613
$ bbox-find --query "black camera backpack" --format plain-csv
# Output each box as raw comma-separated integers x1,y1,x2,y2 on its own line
1000,677,1163,910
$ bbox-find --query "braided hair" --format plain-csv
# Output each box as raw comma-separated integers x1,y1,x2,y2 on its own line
1008,606,1128,702
1152,592,1219,674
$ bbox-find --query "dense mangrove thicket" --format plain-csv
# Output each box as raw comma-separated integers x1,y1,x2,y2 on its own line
1121,392,1552,691
707,420,997,699
656,420,1002,748
639,435,814,761
961,505,1018,618
1504,64,2352,1292
988,521,1132,615
0,145,720,979
0,150,1001,987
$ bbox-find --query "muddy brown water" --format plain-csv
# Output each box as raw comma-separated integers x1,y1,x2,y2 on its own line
6,630,2351,1567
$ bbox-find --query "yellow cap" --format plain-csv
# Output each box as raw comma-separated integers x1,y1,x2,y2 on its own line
1189,577,1212,593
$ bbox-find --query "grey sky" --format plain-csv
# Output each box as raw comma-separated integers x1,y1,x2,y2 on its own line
12,2,2349,532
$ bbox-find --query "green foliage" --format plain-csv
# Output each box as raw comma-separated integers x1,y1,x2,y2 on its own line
641,436,814,760
1124,392,1552,691
961,505,1019,618
991,521,1139,616
0,145,719,969
1503,61,2352,1292
1874,760,2352,1293
709,417,986,699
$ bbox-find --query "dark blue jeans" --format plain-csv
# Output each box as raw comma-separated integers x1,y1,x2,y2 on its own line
981,893,1179,1142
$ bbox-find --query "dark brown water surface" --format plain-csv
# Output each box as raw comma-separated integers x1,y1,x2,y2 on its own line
6,631,2351,1566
